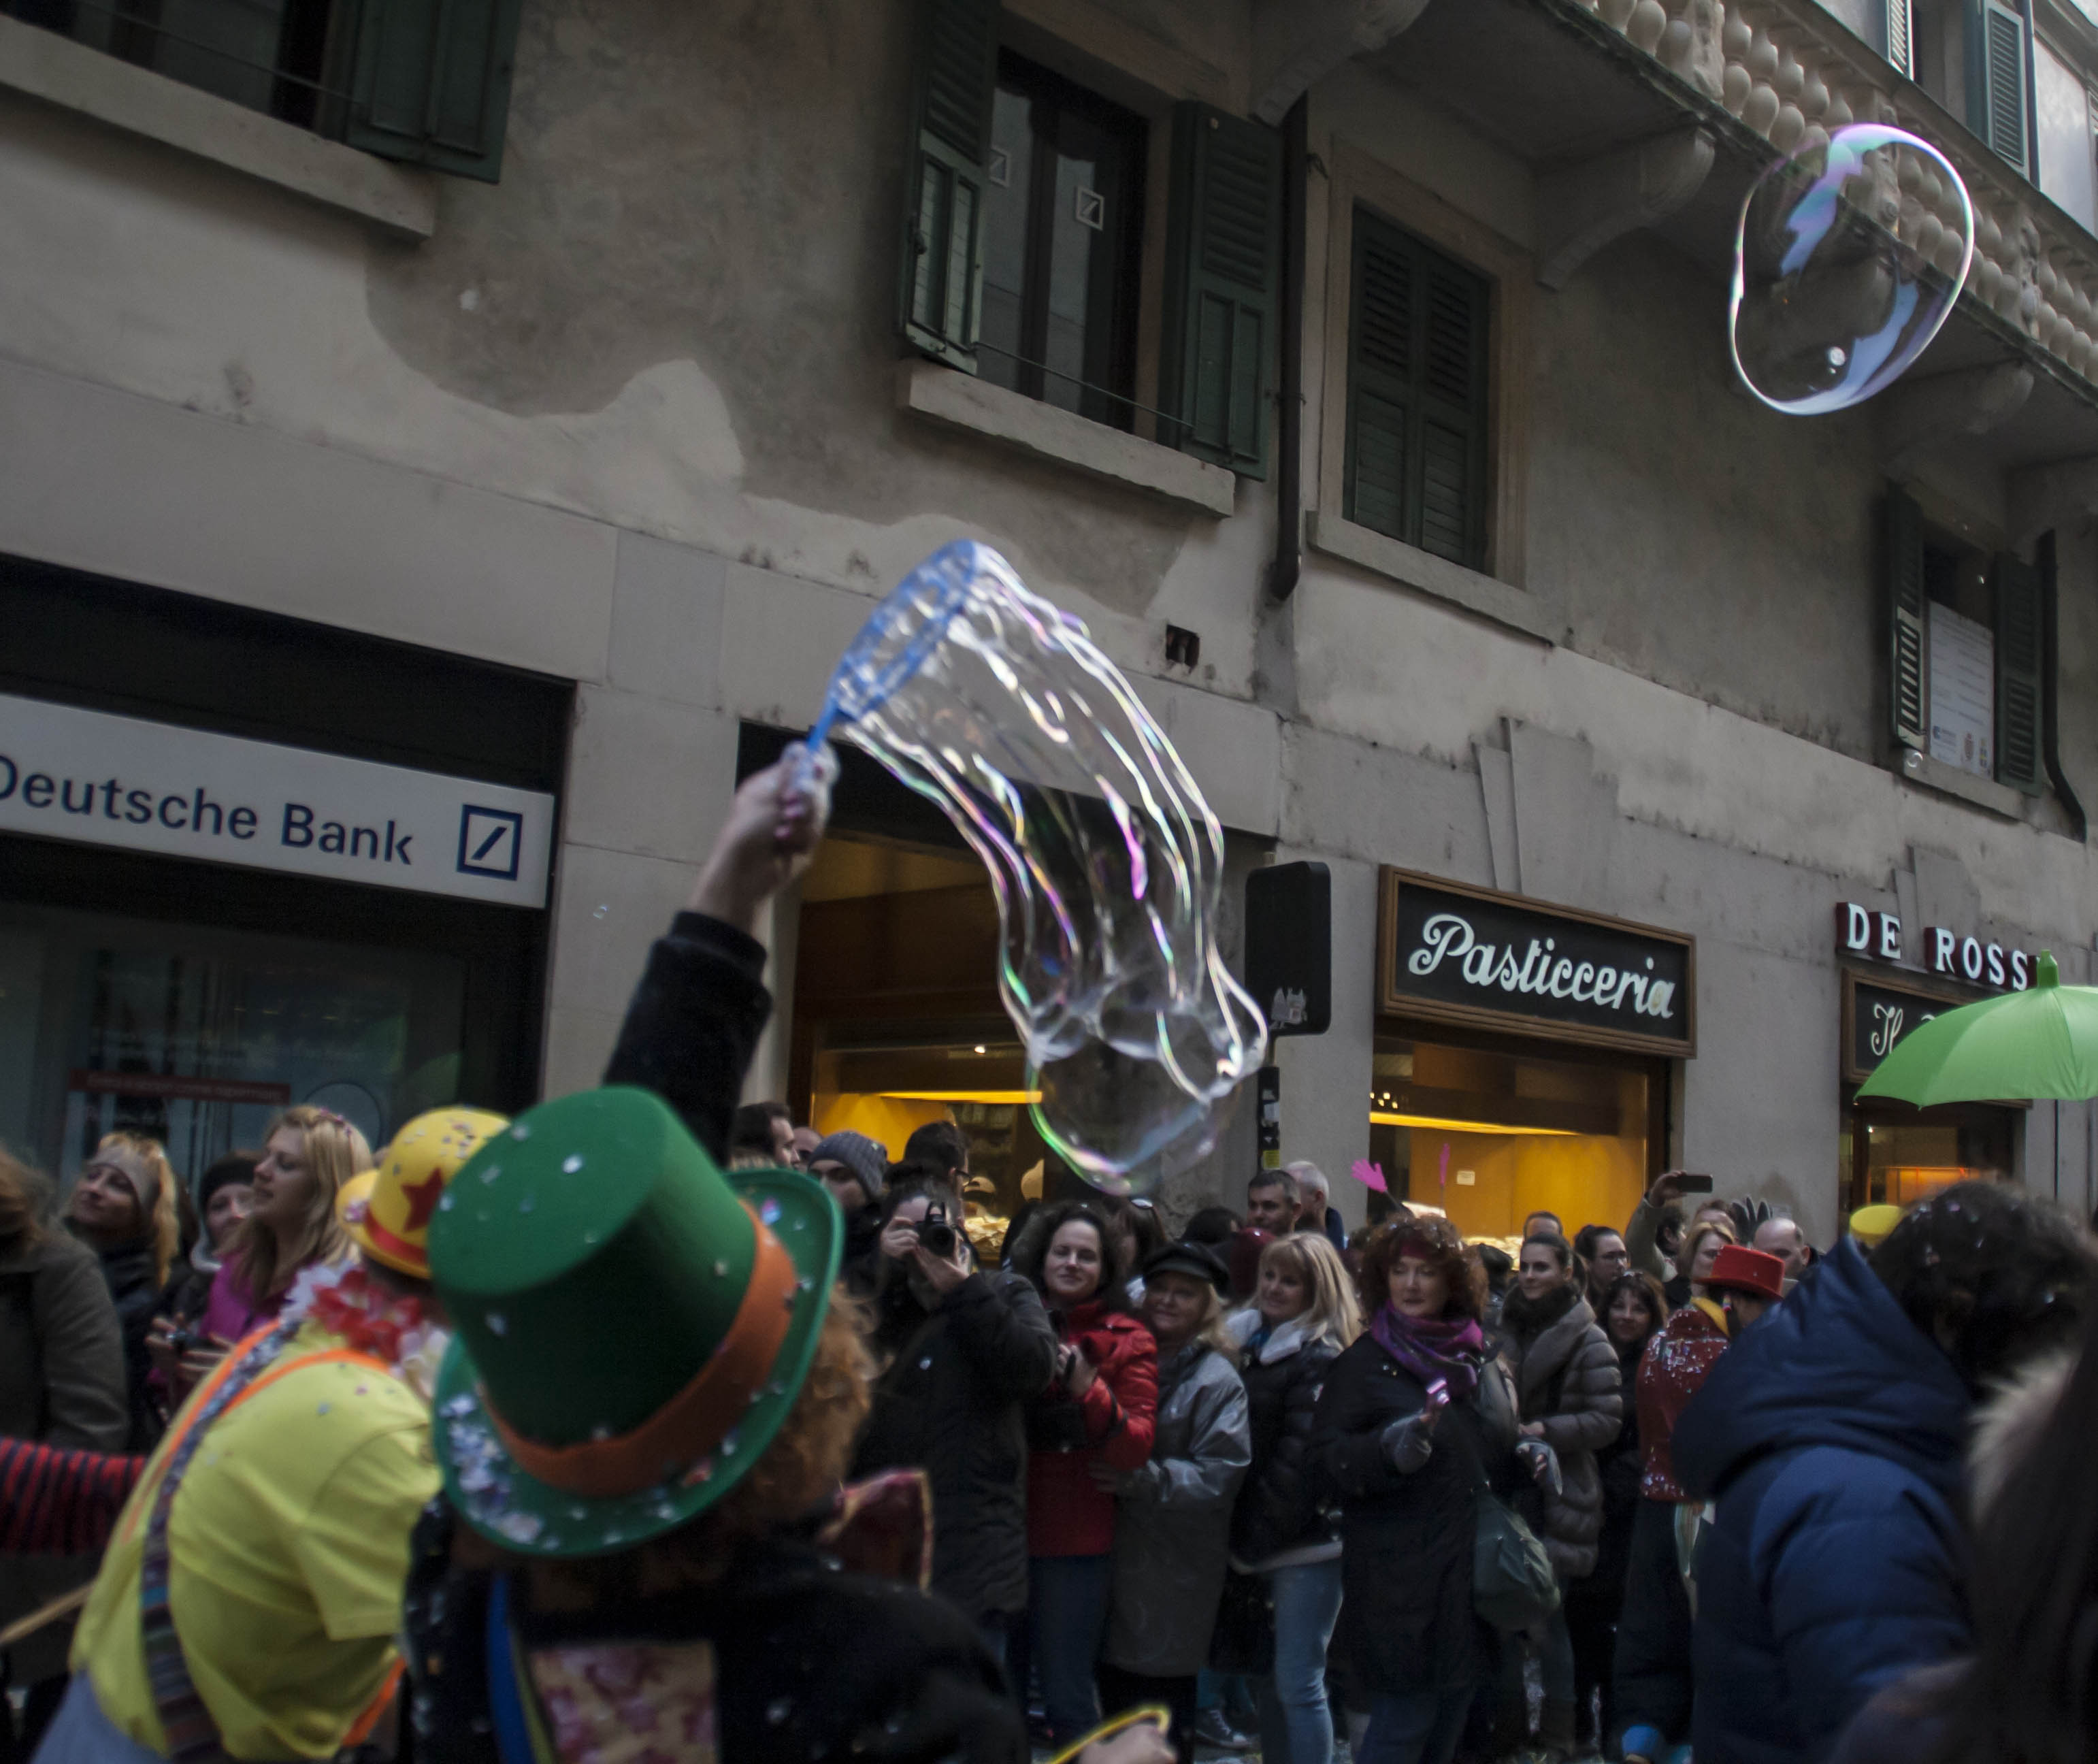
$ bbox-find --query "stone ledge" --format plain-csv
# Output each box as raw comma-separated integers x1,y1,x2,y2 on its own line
1897,747,2033,821
0,14,436,239
897,360,1237,517
1304,510,1556,643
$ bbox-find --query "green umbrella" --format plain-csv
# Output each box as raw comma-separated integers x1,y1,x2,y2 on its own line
1856,953,2098,1105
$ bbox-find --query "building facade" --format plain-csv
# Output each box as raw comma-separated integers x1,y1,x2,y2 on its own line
6,0,2098,1243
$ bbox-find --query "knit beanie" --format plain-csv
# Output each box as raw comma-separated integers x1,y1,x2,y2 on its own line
810,1131,887,1202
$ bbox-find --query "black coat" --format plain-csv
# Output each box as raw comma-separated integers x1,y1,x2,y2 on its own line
601,911,772,1164
1310,1333,1518,1695
851,1267,1058,1619
82,1236,166,1452
1229,1318,1341,1567
404,1499,1026,1764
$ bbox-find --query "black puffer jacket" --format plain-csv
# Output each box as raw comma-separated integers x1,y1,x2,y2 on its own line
851,1265,1058,1619
81,1237,166,1452
1227,1311,1342,1568
1311,1331,1521,1695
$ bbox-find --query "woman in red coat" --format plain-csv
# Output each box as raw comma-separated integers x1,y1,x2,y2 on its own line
1009,1200,1160,1748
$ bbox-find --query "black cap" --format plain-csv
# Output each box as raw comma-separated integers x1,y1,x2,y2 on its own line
1141,1239,1230,1296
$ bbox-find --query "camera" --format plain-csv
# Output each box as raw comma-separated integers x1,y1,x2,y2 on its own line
917,1204,958,1259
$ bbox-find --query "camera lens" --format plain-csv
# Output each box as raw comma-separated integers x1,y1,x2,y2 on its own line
921,1220,957,1257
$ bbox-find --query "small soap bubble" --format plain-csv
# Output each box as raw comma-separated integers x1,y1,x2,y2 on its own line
593,903,610,921
511,1124,530,1141
518,1194,535,1214
714,1260,730,1277
761,1196,783,1224
768,1701,793,1727
562,1154,585,1174
1731,123,1972,414
316,1403,331,1416
485,1312,507,1335
480,1165,500,1183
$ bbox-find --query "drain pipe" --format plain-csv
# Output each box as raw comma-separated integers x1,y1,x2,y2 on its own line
1270,95,1308,601
2039,530,2087,840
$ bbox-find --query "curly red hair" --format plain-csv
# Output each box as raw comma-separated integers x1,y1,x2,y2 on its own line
1354,1214,1489,1322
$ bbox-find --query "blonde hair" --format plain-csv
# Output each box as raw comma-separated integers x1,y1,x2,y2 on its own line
0,1146,44,1250
93,1132,182,1288
225,1105,368,1301
1259,1233,1364,1351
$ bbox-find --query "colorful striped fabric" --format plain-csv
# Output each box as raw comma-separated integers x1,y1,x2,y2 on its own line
0,1435,146,1556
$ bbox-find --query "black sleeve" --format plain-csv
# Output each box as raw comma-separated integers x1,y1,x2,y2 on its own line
1310,1348,1409,1504
602,911,772,1164
942,1272,1058,1403
1239,1348,1330,1563
401,1499,498,1764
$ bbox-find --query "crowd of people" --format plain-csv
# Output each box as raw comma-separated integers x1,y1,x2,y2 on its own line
5,764,2098,1764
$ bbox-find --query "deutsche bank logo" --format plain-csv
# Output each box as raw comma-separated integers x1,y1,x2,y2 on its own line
457,806,523,881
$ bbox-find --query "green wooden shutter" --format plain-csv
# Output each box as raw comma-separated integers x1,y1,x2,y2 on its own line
1967,0,2029,172
1993,551,2045,793
898,0,997,372
1884,487,1927,752
1343,210,1490,568
345,0,525,182
1160,103,1281,479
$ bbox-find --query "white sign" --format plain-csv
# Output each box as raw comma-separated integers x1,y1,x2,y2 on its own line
1927,604,1993,779
1836,902,2031,992
0,693,554,908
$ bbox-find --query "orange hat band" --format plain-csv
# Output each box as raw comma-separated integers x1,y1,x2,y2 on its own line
484,1205,799,1499
359,1211,430,1277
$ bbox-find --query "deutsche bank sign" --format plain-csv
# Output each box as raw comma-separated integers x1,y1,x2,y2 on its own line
0,693,554,909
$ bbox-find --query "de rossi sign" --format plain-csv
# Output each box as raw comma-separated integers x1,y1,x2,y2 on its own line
0,693,554,909
1378,870,1696,1058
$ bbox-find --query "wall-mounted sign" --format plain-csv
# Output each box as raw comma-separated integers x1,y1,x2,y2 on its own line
1378,870,1696,1058
1835,903,2031,992
1246,862,1331,1036
0,692,555,909
1839,970,2027,1100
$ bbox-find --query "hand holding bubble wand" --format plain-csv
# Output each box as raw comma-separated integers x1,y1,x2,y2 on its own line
783,540,1265,1195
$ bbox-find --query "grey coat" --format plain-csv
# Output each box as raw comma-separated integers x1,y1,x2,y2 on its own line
0,1224,128,1684
1104,1338,1251,1676
1504,1292,1622,1580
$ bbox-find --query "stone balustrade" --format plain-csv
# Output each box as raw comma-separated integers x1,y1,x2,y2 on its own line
1565,0,2098,391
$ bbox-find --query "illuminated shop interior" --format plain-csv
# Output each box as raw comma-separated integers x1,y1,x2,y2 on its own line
1368,1030,1658,1245
1842,1105,2014,1211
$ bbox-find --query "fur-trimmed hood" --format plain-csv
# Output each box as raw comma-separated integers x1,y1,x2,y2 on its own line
1969,1342,2076,1522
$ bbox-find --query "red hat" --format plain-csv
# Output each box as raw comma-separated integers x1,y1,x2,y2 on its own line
1706,1243,1787,1302
1227,1228,1275,1302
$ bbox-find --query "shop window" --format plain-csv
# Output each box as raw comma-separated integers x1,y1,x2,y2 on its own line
1844,1101,2015,1211
0,0,525,180
1884,487,2045,794
899,0,1281,475
979,53,1147,430
1343,208,1492,570
1366,1030,1660,1248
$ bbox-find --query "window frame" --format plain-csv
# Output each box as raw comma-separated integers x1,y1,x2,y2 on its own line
1315,141,1532,600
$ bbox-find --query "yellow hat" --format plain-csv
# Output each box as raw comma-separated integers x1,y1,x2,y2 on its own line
1848,1203,1906,1248
341,1107,510,1278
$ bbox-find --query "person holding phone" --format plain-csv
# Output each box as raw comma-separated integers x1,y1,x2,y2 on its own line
1625,1173,1728,1309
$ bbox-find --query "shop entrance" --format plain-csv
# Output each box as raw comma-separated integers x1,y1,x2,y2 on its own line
1841,1096,2016,1212
1368,1020,1667,1247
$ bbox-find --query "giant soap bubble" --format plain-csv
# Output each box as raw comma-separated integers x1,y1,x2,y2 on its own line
1731,123,1973,414
796,540,1264,1194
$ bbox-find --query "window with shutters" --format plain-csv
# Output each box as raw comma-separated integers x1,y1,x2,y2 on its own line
1883,487,2046,798
977,53,1147,431
0,0,524,180
2034,34,2098,233
1343,208,1492,571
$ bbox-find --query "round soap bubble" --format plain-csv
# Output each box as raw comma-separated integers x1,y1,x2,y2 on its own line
798,540,1265,1194
1731,122,1973,415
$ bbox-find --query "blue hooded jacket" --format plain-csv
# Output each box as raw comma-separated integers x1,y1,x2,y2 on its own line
1671,1239,1971,1764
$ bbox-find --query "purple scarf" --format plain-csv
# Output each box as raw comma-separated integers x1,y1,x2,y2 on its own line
1368,1303,1486,1403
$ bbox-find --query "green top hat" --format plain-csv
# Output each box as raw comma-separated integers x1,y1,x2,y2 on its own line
427,1085,840,1558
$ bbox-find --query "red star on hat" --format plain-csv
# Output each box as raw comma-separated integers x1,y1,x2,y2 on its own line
401,1168,447,1231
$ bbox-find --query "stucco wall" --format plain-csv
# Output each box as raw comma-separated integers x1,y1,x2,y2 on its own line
3,0,2098,1240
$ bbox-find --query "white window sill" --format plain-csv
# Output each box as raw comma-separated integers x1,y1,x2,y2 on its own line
897,360,1236,518
1897,747,2033,821
0,14,435,239
1304,510,1555,643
